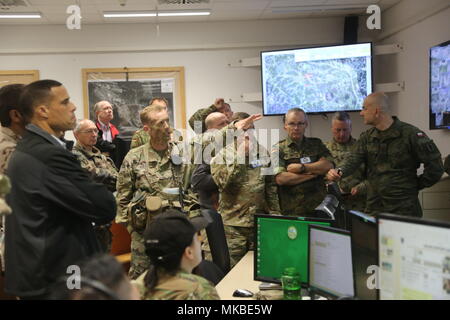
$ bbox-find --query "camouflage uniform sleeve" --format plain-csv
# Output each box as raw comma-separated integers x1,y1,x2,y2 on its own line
191,278,220,300
265,174,281,214
130,129,148,149
73,150,118,191
188,104,218,132
410,131,444,189
0,174,11,216
115,154,136,224
340,133,367,177
271,143,286,176
210,150,242,192
317,139,335,166
0,146,15,174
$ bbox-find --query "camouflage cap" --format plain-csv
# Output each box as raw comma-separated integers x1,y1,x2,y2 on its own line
144,209,211,263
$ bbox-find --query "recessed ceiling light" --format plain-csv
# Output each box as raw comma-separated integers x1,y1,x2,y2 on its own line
103,12,157,18
157,11,210,17
0,13,41,19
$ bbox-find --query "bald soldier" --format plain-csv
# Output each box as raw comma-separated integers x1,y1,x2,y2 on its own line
325,111,367,212
327,92,444,217
273,108,334,217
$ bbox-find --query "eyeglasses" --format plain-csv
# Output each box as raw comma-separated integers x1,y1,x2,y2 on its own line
287,122,307,128
79,129,99,134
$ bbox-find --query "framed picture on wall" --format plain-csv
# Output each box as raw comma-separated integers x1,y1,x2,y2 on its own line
0,70,40,88
82,67,186,137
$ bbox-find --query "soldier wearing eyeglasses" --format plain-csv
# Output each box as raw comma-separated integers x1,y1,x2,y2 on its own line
73,119,118,252
272,108,334,217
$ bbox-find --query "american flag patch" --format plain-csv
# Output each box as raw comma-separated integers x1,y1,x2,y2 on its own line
417,132,425,137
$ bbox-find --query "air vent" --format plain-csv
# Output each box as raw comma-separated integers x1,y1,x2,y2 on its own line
158,0,210,5
0,0,28,7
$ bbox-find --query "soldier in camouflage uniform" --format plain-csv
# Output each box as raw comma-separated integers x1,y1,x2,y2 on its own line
211,129,281,267
73,119,118,252
0,174,11,271
188,98,233,133
116,104,192,280
0,84,26,174
325,112,367,212
0,84,25,272
273,108,334,217
327,92,444,217
132,209,219,300
130,97,168,149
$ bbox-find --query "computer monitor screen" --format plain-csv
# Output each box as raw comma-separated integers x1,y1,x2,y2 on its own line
261,42,373,115
349,210,378,300
378,214,450,300
254,214,331,285
308,225,354,299
429,40,450,130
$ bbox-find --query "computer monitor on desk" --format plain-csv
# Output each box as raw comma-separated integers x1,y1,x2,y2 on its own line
308,225,355,299
254,214,331,286
378,214,450,300
348,210,378,300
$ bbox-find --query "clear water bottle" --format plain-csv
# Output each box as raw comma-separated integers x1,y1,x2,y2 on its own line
281,267,301,300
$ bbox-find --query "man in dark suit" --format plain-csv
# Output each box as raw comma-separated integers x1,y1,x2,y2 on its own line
4,80,116,299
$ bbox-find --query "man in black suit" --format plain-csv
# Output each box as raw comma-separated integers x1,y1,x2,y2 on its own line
4,80,116,299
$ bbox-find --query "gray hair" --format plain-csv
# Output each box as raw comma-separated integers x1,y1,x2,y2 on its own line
74,119,95,133
332,111,351,122
283,107,308,123
93,101,110,114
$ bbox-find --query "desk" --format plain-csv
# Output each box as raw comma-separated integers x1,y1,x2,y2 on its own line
215,251,323,300
216,251,260,300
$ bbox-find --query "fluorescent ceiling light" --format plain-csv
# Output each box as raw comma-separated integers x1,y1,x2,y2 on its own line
104,12,157,18
157,11,210,17
0,13,41,19
272,5,367,14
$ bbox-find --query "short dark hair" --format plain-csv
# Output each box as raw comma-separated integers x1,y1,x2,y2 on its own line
19,80,62,123
0,84,25,127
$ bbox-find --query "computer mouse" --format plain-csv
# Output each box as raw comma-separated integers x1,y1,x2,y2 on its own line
233,289,254,298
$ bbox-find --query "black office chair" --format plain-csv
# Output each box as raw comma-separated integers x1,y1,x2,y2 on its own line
202,209,231,275
192,260,224,286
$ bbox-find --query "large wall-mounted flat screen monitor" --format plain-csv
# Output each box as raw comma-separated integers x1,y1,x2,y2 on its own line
378,214,450,300
429,40,450,130
254,214,331,286
261,42,373,115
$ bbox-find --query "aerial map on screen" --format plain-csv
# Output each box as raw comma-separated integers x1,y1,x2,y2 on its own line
430,41,450,129
261,43,372,115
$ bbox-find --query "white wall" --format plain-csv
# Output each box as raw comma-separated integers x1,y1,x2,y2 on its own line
0,16,367,143
1,4,448,156
374,0,450,156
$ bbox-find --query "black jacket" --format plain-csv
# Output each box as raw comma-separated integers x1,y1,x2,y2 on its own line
4,124,116,297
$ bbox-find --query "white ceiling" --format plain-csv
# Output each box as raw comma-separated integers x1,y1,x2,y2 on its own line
0,0,401,25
